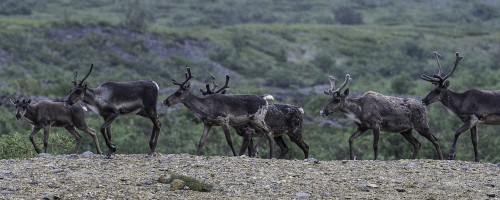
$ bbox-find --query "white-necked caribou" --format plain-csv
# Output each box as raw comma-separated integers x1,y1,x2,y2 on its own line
200,75,309,159
65,64,162,158
11,98,102,154
321,74,443,160
421,51,500,162
163,68,276,158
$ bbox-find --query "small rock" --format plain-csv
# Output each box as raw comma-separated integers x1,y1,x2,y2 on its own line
487,193,496,198
41,192,60,200
395,187,406,192
170,179,185,191
158,174,172,184
304,158,320,164
366,183,378,188
484,183,495,188
358,184,369,191
296,192,310,198
341,160,349,164
1,189,14,194
50,169,64,174
81,151,94,156
38,153,51,157
0,170,11,175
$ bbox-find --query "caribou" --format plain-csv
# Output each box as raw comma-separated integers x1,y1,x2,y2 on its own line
200,75,309,159
420,51,500,162
65,64,162,158
163,68,276,158
321,74,443,160
11,98,102,154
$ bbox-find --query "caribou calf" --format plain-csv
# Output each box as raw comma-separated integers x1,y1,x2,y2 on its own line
163,68,276,158
321,74,443,160
421,51,500,162
11,99,102,154
200,75,309,159
233,104,309,159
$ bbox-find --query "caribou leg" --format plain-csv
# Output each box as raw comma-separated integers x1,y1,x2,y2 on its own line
147,114,162,157
220,123,237,156
372,126,380,160
470,126,480,162
42,125,51,153
415,126,442,160
64,126,83,154
101,113,118,158
287,134,309,159
400,130,421,159
196,123,213,155
239,132,252,156
29,127,42,154
78,126,102,154
252,124,275,159
274,136,289,159
449,115,479,160
349,126,368,160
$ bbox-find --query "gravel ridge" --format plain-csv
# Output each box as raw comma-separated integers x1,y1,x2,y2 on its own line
0,153,499,199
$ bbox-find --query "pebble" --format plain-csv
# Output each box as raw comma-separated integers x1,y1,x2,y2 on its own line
41,192,60,200
487,193,496,198
1,189,14,194
0,170,11,175
81,151,94,156
170,179,185,191
296,192,310,198
395,187,406,192
38,153,52,157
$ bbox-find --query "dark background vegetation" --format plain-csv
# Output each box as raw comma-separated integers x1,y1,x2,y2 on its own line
1,0,500,162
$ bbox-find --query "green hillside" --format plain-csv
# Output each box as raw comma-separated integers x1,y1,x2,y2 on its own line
1,0,500,162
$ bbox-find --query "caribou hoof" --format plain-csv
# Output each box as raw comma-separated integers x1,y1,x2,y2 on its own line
147,152,158,157
447,153,456,160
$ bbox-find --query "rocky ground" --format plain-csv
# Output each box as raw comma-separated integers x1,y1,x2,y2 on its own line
0,153,499,199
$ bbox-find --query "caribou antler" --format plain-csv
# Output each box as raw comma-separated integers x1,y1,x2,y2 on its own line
324,74,351,95
72,70,78,85
421,51,463,84
200,75,230,95
78,63,94,86
172,67,194,87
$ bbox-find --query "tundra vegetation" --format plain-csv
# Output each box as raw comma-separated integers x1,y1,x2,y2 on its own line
0,0,500,162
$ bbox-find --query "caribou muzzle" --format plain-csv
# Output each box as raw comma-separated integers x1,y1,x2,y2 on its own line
320,109,329,117
163,100,171,107
15,113,22,120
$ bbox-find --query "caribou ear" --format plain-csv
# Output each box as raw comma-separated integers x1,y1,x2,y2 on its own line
182,82,191,90
343,88,350,96
26,99,31,104
444,80,450,88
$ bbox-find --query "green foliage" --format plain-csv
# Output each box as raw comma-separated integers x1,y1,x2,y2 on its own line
0,131,74,159
333,6,364,25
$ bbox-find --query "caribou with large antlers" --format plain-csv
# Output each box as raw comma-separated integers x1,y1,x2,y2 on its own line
200,75,309,159
11,98,102,154
420,51,500,162
321,74,443,160
65,64,162,158
163,68,276,157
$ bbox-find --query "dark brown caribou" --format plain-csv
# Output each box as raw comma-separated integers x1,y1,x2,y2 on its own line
200,75,309,159
65,64,161,158
11,98,102,154
420,51,500,162
163,68,276,158
321,74,443,160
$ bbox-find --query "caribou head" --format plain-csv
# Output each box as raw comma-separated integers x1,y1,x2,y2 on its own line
66,63,94,106
420,52,463,105
10,98,31,120
320,74,352,117
163,67,194,107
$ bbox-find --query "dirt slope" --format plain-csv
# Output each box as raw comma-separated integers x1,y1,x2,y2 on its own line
0,153,499,199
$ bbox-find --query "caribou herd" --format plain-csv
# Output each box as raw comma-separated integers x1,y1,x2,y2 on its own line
9,51,499,162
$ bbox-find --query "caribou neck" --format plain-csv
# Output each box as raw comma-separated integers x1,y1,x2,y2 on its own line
23,105,37,121
439,89,464,116
341,98,362,116
182,92,210,118
82,88,100,107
